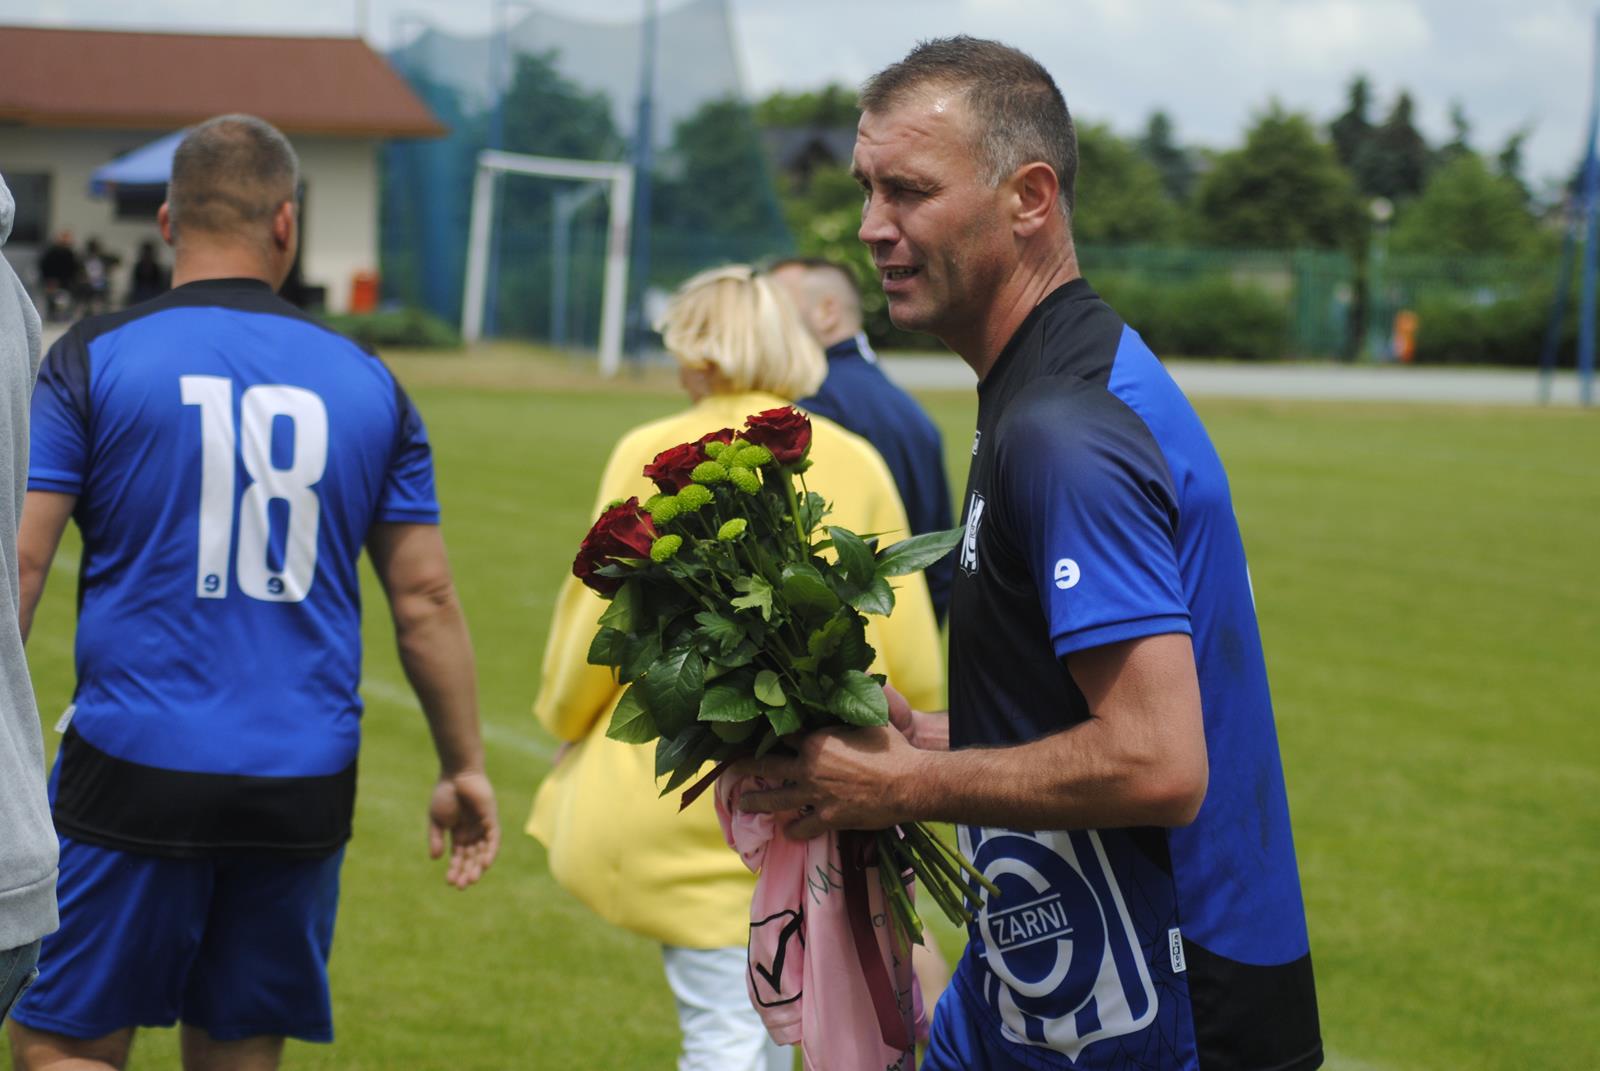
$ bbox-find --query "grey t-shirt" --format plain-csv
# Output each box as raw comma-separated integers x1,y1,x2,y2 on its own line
0,171,57,950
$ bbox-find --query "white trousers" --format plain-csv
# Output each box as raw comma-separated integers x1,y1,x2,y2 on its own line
660,944,791,1071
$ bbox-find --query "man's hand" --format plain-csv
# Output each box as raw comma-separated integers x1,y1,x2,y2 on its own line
733,723,927,840
885,683,950,752
427,771,500,890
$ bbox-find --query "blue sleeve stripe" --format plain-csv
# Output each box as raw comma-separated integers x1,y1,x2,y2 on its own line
1052,614,1192,659
373,505,441,525
27,470,84,494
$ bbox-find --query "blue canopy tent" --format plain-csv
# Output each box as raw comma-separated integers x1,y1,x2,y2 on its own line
88,128,186,196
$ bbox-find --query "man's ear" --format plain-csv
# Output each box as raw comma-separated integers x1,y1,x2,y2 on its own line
272,200,296,251
158,203,175,246
1010,161,1061,239
814,292,842,337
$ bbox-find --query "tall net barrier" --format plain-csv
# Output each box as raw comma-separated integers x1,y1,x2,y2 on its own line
382,0,791,349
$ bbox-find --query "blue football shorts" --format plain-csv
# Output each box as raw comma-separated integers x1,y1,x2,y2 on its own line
924,962,1057,1071
10,835,343,1043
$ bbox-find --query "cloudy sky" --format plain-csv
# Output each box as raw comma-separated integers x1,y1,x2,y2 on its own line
3,0,1590,189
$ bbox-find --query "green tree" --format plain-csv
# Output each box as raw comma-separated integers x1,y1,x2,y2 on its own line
494,51,623,339
1496,127,1533,205
755,84,859,128
501,50,623,160
1355,90,1431,201
1390,152,1545,257
1435,100,1473,168
1137,110,1196,203
1196,104,1361,249
1329,75,1374,171
654,96,789,278
1073,123,1180,244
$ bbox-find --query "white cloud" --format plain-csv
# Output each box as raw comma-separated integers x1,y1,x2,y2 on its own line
0,0,1587,182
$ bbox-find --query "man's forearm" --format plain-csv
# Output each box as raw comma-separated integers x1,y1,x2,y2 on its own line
894,716,1205,831
393,590,485,776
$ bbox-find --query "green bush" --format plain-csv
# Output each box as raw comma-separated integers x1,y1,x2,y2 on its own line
321,308,462,350
1410,286,1573,367
1096,274,1290,360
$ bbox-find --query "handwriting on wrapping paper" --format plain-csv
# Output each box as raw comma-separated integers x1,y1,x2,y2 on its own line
807,860,844,903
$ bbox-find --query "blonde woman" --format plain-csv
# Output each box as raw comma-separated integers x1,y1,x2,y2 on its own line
527,265,943,1071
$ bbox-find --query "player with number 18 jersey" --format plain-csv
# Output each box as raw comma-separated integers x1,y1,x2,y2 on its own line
29,277,438,856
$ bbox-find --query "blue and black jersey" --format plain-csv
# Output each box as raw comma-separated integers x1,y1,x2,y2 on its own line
30,278,438,858
947,279,1321,1069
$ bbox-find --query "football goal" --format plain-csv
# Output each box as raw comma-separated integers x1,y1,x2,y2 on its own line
461,149,635,376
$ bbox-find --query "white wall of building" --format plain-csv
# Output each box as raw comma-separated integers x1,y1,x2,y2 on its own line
0,128,381,314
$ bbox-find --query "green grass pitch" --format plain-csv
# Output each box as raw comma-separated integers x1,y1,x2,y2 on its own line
6,353,1596,1069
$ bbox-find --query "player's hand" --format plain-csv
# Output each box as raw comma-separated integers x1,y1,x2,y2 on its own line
885,682,950,752
733,724,924,840
428,770,501,890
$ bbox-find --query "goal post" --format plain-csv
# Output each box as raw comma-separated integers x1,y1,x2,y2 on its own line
461,150,635,377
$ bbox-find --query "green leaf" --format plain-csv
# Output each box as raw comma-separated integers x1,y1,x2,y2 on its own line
780,562,840,615
711,639,758,671
700,679,764,723
753,669,786,707
798,491,828,533
710,718,762,743
766,704,803,735
605,685,659,744
693,610,746,655
655,725,710,779
586,626,627,667
850,576,896,616
827,669,890,727
660,731,724,794
597,581,642,632
637,647,705,736
875,526,964,578
806,614,851,661
826,526,876,588
836,616,875,673
618,630,662,685
731,574,775,621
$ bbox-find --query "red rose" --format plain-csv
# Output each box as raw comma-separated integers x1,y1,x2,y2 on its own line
696,427,737,449
743,407,812,464
572,498,657,596
643,442,705,494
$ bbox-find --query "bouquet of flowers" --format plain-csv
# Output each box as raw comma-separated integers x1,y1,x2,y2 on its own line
572,406,995,948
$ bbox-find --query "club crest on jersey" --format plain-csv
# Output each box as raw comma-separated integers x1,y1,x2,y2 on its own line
961,826,1158,1061
959,492,985,575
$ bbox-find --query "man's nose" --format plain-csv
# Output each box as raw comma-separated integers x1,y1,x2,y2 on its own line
858,196,897,248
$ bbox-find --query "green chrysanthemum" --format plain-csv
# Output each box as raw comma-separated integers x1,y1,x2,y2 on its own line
717,518,748,541
647,496,681,525
703,441,729,460
603,498,627,511
649,534,684,562
691,461,728,484
728,466,761,494
644,492,671,511
734,445,773,468
676,484,714,511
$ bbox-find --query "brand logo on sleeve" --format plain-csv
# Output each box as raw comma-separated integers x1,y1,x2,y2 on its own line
959,492,985,575
1053,559,1080,590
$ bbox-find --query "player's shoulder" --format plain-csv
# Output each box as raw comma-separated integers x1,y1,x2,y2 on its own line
998,372,1136,454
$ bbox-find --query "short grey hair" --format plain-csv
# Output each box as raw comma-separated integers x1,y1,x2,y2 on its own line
860,36,1077,218
167,114,300,240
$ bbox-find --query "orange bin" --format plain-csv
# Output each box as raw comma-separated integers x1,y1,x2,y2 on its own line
349,271,380,315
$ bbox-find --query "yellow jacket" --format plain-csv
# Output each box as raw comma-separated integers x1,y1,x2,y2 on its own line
527,391,944,948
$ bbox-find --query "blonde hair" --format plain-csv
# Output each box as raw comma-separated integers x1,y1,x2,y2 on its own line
657,264,826,400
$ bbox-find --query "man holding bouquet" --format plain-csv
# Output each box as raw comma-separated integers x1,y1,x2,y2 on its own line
740,37,1323,1071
